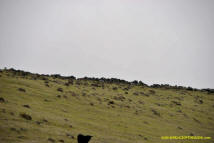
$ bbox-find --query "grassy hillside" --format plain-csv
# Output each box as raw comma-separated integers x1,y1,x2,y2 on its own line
0,69,214,143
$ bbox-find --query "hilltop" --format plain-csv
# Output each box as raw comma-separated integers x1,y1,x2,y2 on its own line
0,68,214,143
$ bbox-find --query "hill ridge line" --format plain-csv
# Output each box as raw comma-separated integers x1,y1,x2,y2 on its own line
1,67,214,93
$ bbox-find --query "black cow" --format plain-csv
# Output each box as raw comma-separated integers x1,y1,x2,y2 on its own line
77,134,93,143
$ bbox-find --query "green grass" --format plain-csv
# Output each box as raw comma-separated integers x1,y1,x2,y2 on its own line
0,70,214,143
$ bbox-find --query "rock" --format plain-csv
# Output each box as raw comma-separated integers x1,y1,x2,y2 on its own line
125,105,130,108
58,139,64,143
23,105,30,108
112,87,118,90
177,110,182,113
10,128,17,131
171,101,182,106
20,128,27,131
42,119,48,122
44,81,49,84
64,82,69,86
17,136,25,139
20,113,32,120
82,92,87,96
0,97,5,103
195,99,203,104
143,121,149,124
91,83,99,87
36,121,42,125
123,88,129,91
149,90,155,94
18,88,26,92
66,133,75,139
71,92,78,97
138,100,144,104
198,99,203,104
48,138,55,142
190,133,194,136
177,126,183,130
57,88,63,92
113,95,125,101
151,109,160,117
133,92,139,96
63,95,68,98
144,94,150,97
108,101,114,105
193,118,201,124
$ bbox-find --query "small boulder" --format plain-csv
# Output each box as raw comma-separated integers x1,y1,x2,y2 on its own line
0,97,5,103
57,88,63,92
112,87,118,90
48,138,55,142
151,109,160,117
171,101,181,106
177,126,183,130
18,88,26,92
42,119,48,122
20,113,32,120
108,101,114,105
36,121,42,125
58,139,64,143
66,133,75,139
23,105,30,108
149,90,155,94
56,95,61,98
17,136,25,139
133,92,139,96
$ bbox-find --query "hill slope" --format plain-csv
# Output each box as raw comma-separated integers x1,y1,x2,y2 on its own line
0,69,214,143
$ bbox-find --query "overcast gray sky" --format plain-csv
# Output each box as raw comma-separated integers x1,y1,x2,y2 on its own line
0,0,214,89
